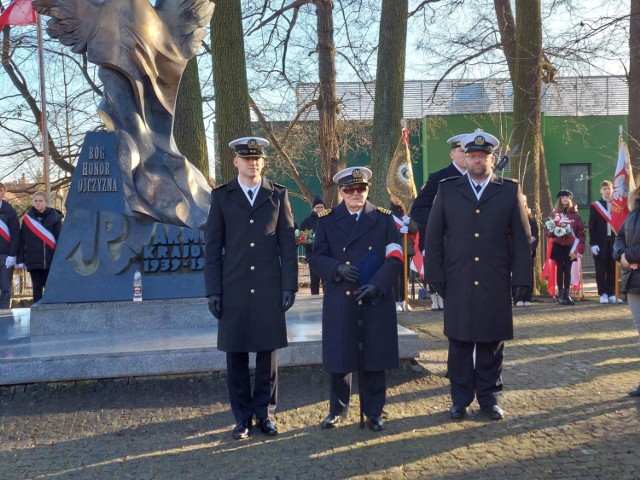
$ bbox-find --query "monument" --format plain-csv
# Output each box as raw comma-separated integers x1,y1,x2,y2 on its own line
32,0,215,305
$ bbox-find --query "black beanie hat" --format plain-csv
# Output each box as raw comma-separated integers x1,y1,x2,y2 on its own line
312,194,326,208
556,189,573,199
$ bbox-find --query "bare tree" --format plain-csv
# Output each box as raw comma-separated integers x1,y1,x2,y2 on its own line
369,0,408,207
210,0,252,184
175,56,210,179
630,0,640,169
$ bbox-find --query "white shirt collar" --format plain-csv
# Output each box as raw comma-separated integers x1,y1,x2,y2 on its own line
238,176,261,205
468,175,491,199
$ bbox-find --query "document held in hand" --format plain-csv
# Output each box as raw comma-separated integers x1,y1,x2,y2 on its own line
356,250,383,285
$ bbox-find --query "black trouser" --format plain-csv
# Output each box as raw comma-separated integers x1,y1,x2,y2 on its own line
29,269,50,303
447,338,504,408
0,254,13,309
328,371,386,417
594,237,616,296
226,350,278,422
555,249,573,290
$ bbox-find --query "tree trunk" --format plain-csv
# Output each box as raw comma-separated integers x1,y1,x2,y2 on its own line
370,0,408,207
630,0,640,170
210,0,252,184
315,0,342,207
175,57,209,179
512,0,543,286
494,0,552,219
494,0,516,81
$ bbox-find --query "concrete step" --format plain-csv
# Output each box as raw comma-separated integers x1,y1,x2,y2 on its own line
0,295,421,385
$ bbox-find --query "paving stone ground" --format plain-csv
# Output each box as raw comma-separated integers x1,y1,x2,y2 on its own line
1,296,640,480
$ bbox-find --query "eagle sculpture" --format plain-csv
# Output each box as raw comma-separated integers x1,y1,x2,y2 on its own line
33,0,215,229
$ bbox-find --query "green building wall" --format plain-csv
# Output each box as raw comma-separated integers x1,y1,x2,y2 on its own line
421,114,627,221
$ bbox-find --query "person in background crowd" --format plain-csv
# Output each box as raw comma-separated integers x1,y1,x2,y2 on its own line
300,194,326,295
204,136,298,440
16,191,64,304
546,190,585,306
311,166,402,432
410,133,468,311
390,195,418,312
590,180,620,304
0,182,20,310
514,194,538,307
424,131,531,421
613,180,640,397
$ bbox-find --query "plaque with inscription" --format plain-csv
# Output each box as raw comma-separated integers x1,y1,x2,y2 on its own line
43,132,206,303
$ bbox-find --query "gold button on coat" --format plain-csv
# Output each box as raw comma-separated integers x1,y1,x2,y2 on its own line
474,233,480,238
250,289,255,294
346,291,351,296
249,219,255,224
250,242,255,247
474,281,479,286
475,209,480,214
250,266,255,271
474,257,480,262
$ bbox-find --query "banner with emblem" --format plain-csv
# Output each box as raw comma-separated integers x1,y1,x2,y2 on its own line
386,127,417,213
611,139,635,233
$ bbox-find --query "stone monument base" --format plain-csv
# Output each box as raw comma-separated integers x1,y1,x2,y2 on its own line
1,296,423,385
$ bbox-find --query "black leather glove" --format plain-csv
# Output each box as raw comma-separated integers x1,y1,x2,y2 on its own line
208,294,222,319
335,264,360,283
355,283,380,303
513,286,527,303
282,290,296,312
430,282,446,300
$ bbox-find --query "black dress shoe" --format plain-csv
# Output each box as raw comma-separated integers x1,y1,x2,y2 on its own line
256,417,278,436
231,419,252,440
321,414,343,429
449,405,467,419
629,385,640,397
481,405,504,420
367,415,384,432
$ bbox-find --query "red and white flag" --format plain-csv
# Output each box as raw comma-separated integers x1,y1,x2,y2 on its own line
0,0,36,29
611,141,635,233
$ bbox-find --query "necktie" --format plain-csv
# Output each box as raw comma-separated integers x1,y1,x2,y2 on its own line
248,189,254,200
474,184,482,193
352,213,358,222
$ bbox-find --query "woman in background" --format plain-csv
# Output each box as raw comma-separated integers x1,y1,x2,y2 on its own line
16,191,63,304
614,181,640,397
545,190,585,306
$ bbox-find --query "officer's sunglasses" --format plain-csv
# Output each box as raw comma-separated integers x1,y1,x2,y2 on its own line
341,185,368,195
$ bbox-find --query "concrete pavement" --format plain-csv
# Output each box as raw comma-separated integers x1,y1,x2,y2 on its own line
1,295,640,479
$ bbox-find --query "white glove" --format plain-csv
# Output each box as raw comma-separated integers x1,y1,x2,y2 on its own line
16,263,26,269
591,245,600,256
402,215,411,225
399,226,409,234
5,256,16,269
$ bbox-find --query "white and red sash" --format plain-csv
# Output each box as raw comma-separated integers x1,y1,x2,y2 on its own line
24,215,56,249
0,219,10,243
592,200,613,225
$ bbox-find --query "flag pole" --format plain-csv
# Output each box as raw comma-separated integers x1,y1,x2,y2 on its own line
615,125,623,303
403,232,409,309
36,13,50,198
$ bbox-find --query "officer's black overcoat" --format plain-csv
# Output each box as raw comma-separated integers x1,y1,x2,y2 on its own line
311,201,402,373
204,178,298,352
424,175,531,342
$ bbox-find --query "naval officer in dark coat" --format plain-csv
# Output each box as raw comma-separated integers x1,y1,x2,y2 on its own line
204,136,298,440
310,166,403,432
410,133,468,310
424,131,531,421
